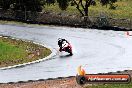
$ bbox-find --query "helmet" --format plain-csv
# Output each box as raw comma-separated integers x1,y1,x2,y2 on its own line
58,38,62,41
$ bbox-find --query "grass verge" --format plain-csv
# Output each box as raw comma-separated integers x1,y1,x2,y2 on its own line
0,36,51,67
85,82,132,88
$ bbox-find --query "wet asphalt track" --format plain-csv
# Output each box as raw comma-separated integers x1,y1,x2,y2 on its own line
0,24,132,83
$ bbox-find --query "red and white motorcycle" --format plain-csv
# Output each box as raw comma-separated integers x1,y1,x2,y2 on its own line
59,41,73,55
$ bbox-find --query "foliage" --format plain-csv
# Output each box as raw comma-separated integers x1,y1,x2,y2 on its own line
55,0,118,16
0,0,45,12
0,0,13,10
0,0,119,16
57,0,70,10
100,0,118,9
96,13,109,27
44,0,132,19
46,0,55,5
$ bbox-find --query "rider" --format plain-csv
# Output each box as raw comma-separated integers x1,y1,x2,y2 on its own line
58,38,69,52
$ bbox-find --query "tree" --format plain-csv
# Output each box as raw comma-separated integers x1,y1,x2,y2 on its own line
0,0,13,10
0,0,45,12
56,0,118,17
100,0,117,9
57,0,69,10
14,0,45,12
46,0,55,5
73,0,96,16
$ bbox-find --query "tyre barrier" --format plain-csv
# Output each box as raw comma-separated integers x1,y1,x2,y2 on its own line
76,75,86,85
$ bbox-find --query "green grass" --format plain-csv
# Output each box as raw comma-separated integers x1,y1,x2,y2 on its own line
44,3,80,15
0,20,28,25
85,82,132,88
0,40,27,61
89,0,132,19
0,36,51,67
44,0,132,19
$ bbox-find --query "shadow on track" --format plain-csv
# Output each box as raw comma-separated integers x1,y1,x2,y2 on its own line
59,54,73,59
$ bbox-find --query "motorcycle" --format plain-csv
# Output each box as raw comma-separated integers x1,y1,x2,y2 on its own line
59,41,73,55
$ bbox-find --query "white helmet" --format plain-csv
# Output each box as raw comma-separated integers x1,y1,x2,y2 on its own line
58,38,62,41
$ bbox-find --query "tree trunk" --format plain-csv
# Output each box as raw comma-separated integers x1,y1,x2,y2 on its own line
84,0,93,16
84,1,88,16
73,0,84,16
76,6,84,16
84,7,88,16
